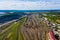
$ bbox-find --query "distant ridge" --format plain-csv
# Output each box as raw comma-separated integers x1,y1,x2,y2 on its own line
0,10,60,12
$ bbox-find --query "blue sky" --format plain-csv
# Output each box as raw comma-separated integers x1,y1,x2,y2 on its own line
0,0,60,10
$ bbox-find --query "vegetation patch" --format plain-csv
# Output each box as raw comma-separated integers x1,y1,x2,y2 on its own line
56,20,60,24
0,17,26,40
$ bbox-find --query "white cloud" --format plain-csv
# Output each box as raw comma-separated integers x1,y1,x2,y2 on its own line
0,1,60,10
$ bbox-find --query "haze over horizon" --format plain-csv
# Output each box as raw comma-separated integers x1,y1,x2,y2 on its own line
0,0,60,10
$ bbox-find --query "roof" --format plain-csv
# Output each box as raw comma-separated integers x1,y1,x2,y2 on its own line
49,30,57,40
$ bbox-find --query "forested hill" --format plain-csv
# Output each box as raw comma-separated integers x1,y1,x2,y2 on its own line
0,12,26,23
46,12,60,15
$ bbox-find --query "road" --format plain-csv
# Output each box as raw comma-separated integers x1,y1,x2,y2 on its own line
20,14,47,40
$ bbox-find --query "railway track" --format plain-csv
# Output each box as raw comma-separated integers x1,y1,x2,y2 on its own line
20,14,47,40
0,14,48,40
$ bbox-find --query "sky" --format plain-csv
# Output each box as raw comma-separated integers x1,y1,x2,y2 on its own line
0,0,60,10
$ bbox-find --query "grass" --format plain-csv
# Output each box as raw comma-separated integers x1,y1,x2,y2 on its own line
1,22,14,30
40,21,49,40
39,15,49,40
8,17,26,40
39,17,49,32
59,37,60,40
39,16,49,40
0,17,26,40
18,18,26,40
45,16,60,23
18,31,24,40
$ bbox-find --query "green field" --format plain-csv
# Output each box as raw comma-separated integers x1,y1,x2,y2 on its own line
45,16,60,23
0,17,26,40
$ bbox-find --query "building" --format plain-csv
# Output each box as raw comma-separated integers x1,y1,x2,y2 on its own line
49,30,57,40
